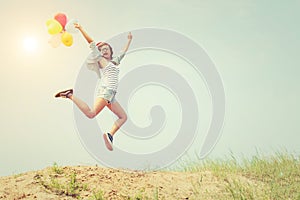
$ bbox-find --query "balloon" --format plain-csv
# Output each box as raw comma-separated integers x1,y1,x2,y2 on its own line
46,19,63,35
54,13,67,29
46,18,53,27
46,13,77,47
61,31,73,47
65,19,79,34
48,33,62,48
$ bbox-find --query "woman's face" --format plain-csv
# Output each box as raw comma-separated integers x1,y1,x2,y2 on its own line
99,45,112,59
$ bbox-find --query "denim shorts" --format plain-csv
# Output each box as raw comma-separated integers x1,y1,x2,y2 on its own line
97,86,117,104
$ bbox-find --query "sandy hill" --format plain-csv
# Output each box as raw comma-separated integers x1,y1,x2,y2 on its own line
1,153,298,199
0,165,225,200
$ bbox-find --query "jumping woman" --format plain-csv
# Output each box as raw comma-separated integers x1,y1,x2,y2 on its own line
55,23,132,151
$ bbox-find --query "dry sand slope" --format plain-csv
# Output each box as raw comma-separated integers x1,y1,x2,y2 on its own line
0,165,226,200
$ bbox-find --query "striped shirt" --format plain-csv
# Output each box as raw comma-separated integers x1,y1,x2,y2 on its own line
100,62,120,91
85,41,125,91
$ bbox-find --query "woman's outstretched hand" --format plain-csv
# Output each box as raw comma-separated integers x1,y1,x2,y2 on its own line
74,23,82,30
128,32,133,40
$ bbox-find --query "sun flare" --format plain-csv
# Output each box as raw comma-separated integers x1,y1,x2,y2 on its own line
23,37,38,52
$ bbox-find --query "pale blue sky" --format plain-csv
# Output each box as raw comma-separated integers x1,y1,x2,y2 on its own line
0,0,299,176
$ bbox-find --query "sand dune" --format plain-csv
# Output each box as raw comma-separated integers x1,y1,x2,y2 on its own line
0,165,224,200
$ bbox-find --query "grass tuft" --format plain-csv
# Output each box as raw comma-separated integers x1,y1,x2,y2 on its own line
182,151,300,200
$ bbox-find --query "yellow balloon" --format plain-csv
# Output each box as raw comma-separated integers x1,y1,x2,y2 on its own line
61,31,73,47
46,19,54,26
46,19,63,35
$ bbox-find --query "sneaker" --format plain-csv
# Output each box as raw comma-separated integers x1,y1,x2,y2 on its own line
54,89,73,98
103,133,113,151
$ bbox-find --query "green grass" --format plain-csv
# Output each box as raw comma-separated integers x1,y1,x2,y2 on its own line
182,151,300,200
89,190,105,200
52,162,64,174
39,172,84,197
35,163,88,198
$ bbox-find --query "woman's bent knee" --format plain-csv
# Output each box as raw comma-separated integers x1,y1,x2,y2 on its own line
123,114,128,123
86,112,96,119
119,114,127,125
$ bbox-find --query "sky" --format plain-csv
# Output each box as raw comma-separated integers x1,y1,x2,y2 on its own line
0,0,299,176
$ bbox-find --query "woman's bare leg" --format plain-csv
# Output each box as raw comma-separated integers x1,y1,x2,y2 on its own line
69,95,108,119
107,101,127,136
